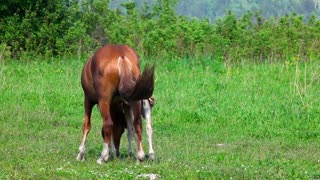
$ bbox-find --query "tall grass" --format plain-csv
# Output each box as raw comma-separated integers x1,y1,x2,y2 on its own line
0,57,319,179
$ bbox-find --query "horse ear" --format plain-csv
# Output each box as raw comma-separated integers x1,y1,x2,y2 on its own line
148,97,155,107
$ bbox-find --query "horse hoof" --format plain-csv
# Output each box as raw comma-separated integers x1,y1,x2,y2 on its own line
137,151,145,162
96,158,105,164
76,154,85,161
137,156,145,163
149,153,155,161
136,159,144,164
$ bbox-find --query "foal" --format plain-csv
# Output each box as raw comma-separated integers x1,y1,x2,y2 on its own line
111,97,155,160
76,44,155,164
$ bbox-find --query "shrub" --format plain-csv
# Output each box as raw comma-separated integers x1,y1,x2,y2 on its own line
1,0,320,62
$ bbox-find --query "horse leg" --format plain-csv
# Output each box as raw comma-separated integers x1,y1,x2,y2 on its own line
96,98,113,164
124,107,134,156
110,134,116,158
132,102,145,162
113,125,124,157
77,96,94,161
142,99,155,160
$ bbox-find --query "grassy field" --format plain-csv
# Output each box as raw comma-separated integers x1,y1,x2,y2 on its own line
0,57,319,179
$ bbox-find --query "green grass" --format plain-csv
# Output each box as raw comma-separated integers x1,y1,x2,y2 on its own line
0,57,319,179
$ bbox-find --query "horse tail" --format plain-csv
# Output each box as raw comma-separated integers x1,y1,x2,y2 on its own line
118,56,155,102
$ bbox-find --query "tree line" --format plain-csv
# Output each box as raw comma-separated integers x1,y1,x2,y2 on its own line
1,0,320,63
111,0,320,22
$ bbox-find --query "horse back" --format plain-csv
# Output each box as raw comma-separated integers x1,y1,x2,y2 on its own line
81,44,141,103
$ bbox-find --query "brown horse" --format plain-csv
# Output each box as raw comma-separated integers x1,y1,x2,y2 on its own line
76,44,155,164
110,97,155,160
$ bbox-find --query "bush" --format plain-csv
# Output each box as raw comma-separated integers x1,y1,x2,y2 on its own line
1,0,320,62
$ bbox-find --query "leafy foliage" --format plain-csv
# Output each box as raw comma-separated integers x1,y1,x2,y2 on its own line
1,0,320,62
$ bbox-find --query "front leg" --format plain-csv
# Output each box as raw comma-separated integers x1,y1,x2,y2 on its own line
142,99,155,160
132,102,145,162
125,108,134,156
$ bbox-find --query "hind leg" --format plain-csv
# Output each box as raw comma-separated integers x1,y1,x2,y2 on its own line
96,98,113,164
77,96,94,161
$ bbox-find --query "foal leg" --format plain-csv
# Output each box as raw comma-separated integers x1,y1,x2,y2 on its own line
124,107,134,156
110,134,116,158
77,97,94,161
132,102,145,162
142,99,155,160
97,99,113,164
112,121,124,157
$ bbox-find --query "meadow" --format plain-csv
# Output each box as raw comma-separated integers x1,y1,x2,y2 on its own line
0,57,319,179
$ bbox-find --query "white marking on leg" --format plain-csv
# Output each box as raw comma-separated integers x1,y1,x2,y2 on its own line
142,100,155,160
76,132,88,161
136,141,145,162
133,105,145,161
76,144,85,161
146,118,154,159
97,142,109,164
